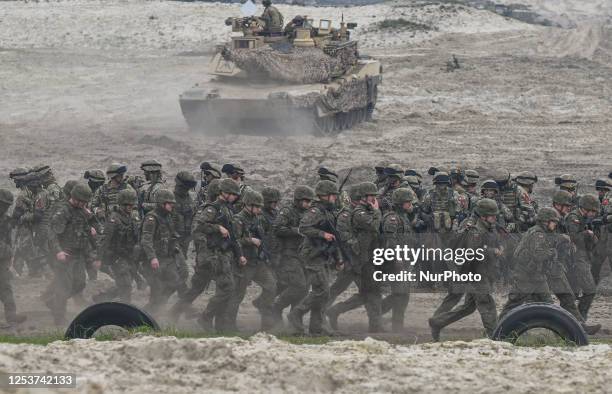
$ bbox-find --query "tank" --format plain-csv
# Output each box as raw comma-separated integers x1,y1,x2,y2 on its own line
179,14,382,135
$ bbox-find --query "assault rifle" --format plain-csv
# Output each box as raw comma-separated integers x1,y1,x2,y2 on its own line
217,210,242,259
317,211,351,268
249,221,272,263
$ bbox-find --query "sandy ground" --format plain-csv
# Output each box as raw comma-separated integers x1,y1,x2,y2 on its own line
0,334,611,393
0,0,612,389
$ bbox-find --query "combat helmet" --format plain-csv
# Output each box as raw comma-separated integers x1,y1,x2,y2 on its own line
475,198,499,217
9,167,29,181
106,163,127,177
392,188,415,206
384,164,404,180
403,175,420,189
552,190,573,206
318,167,338,183
220,178,240,195
595,178,612,192
480,179,499,193
200,162,221,179
537,207,560,224
32,164,51,176
349,183,363,202
155,189,176,204
175,171,197,189
432,171,451,185
141,160,162,172
71,183,93,202
294,185,315,201
579,194,600,211
360,182,378,196
242,190,264,207
63,180,79,197
118,189,138,206
514,171,538,186
84,169,106,184
315,180,339,196
555,174,577,191
405,169,423,183
464,169,480,186
0,189,14,206
492,169,511,186
208,179,222,201
262,187,281,203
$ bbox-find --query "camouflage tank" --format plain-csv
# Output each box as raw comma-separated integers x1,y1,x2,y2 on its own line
179,14,382,135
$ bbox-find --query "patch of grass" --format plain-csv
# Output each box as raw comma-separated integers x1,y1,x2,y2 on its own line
376,18,433,31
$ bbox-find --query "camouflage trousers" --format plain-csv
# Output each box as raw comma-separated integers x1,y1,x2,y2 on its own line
360,262,383,332
547,270,584,322
290,263,331,334
94,257,134,303
47,256,87,324
325,266,363,318
567,251,597,320
273,254,308,313
381,261,410,332
144,254,188,315
430,280,497,337
0,260,18,322
226,262,277,331
591,235,611,285
199,250,235,331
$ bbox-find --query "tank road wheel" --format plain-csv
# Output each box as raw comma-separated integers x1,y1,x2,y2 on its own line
65,302,160,339
492,303,589,346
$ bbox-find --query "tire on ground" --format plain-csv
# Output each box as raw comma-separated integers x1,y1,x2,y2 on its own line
492,302,588,346
64,302,160,339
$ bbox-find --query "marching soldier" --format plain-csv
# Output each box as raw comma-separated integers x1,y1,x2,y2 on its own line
91,163,134,223
139,160,165,216
196,162,221,208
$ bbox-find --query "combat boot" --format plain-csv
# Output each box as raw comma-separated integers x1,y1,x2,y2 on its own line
325,308,340,331
428,318,441,342
582,323,602,335
287,309,305,335
197,313,214,332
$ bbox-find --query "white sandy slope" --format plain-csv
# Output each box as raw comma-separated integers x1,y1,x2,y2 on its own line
0,334,610,393
0,0,531,51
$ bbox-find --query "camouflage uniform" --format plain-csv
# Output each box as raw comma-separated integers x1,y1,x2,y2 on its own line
380,188,416,332
141,190,186,314
10,178,40,276
190,180,243,331
272,187,314,320
591,178,612,285
0,189,26,325
173,172,197,257
564,198,599,320
429,199,499,339
260,2,284,34
226,192,277,331
196,162,221,208
91,164,135,223
95,191,140,303
139,160,165,216
288,181,342,335
499,218,557,318
47,185,96,324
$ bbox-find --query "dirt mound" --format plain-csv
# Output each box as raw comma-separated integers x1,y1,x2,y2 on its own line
0,334,610,392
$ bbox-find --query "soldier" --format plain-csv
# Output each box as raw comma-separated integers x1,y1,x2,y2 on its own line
191,179,246,331
591,178,612,285
499,208,559,317
449,166,470,224
259,0,284,35
93,189,140,303
47,183,99,325
325,183,365,330
374,164,387,190
564,195,600,320
287,180,344,335
261,186,281,268
34,164,63,203
139,160,165,216
222,164,250,212
378,164,403,213
284,15,305,39
91,163,134,223
8,167,33,276
196,162,221,208
0,189,27,325
463,169,479,210
140,189,187,314
173,171,197,256
429,199,501,340
226,191,277,331
271,186,314,323
514,171,539,212
381,188,416,332
84,169,106,196
555,174,579,208
495,169,536,232
347,182,383,332
404,169,424,198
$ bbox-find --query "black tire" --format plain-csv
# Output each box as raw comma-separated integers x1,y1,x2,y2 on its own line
492,303,588,346
64,302,160,339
